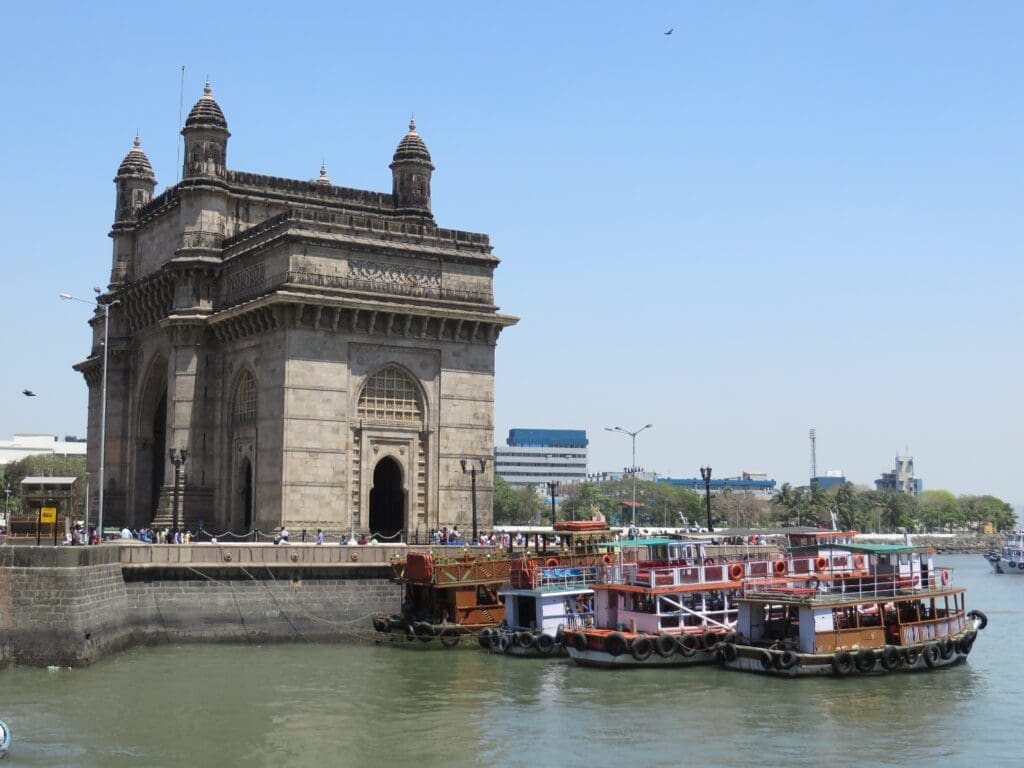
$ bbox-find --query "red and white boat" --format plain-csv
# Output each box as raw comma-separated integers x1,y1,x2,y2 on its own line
563,537,780,668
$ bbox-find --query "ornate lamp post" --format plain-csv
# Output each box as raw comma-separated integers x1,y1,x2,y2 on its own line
461,458,486,544
60,291,119,539
700,465,714,533
547,481,558,527
605,424,652,532
169,448,188,535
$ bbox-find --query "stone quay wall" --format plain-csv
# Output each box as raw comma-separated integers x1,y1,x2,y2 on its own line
0,543,406,668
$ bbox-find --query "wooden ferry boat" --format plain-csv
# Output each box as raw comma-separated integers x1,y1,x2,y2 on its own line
564,538,781,668
482,564,597,657
719,543,988,677
985,529,1024,574
372,520,615,647
372,550,510,647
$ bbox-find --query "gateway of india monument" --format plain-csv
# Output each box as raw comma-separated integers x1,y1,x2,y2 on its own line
74,83,517,538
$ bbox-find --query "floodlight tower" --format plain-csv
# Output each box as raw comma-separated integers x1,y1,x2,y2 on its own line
809,428,817,484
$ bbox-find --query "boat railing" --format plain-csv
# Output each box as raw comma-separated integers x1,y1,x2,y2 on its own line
744,568,953,602
534,565,599,591
600,558,779,588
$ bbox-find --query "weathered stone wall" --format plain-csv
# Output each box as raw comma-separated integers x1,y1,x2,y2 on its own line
0,546,130,667
0,544,403,667
122,567,399,646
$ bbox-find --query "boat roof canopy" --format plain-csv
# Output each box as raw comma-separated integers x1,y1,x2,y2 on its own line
603,538,693,547
844,542,931,554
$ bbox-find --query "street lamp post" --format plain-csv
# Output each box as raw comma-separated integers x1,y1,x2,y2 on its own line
547,481,558,527
700,466,714,533
169,448,188,535
3,484,10,528
605,424,652,532
461,458,486,545
61,292,119,540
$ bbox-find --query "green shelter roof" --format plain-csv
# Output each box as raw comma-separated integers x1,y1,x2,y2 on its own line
844,542,932,554
603,538,679,548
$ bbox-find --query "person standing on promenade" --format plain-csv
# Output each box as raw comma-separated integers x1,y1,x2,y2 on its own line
316,528,324,545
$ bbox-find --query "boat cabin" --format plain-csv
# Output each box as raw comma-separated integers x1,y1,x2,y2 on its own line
500,566,596,634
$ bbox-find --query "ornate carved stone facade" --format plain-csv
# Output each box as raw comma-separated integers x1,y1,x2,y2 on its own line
74,85,517,537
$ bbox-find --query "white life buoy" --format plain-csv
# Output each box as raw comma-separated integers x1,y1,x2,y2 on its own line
0,718,10,758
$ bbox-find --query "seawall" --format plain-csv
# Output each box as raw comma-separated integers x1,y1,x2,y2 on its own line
0,543,404,668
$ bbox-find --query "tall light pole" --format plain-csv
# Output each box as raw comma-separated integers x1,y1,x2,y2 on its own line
547,481,558,527
700,465,714,533
61,291,119,540
605,424,652,532
461,458,486,545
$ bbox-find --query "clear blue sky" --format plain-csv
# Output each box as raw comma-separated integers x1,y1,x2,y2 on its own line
1,2,1021,502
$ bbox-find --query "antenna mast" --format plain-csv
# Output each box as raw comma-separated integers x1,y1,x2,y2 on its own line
809,428,817,481
176,65,185,184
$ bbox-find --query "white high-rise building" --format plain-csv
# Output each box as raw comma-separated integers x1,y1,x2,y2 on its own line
494,429,588,488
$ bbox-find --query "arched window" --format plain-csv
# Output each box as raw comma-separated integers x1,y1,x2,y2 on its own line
232,371,256,424
357,366,422,422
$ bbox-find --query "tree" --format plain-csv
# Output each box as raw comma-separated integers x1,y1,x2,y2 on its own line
832,482,860,531
959,495,1017,532
916,490,961,533
514,486,546,524
713,491,770,529
492,475,531,525
771,482,800,526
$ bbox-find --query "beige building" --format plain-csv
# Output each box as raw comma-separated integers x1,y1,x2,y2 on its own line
74,83,517,538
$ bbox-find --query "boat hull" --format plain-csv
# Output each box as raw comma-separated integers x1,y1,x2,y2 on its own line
720,629,979,677
566,646,717,668
482,629,565,658
986,556,1024,574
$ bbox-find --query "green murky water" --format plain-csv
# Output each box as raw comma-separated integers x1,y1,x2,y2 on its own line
0,555,1019,767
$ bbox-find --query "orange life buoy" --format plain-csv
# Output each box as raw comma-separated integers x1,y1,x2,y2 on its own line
545,557,560,567
728,563,744,580
601,554,613,565
815,556,829,573
773,559,787,576
941,569,950,586
853,555,865,570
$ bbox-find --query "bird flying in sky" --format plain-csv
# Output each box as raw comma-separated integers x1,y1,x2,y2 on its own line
22,389,36,396
664,28,673,35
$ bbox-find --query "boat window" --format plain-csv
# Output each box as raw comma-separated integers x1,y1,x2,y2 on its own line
897,600,920,623
833,606,859,630
477,585,500,606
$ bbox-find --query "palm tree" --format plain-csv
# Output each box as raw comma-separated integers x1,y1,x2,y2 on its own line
772,482,799,525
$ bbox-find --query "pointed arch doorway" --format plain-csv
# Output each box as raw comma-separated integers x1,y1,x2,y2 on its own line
369,457,405,539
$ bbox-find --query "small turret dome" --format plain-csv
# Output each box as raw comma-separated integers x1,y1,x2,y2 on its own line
117,135,156,180
313,162,331,186
184,81,229,132
391,118,432,165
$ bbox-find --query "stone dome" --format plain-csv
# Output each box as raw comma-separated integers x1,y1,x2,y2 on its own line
184,81,228,132
391,118,432,165
117,135,156,180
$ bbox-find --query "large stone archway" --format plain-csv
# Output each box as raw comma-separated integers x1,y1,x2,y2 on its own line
369,456,405,539
228,369,257,532
133,356,168,527
352,364,428,536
